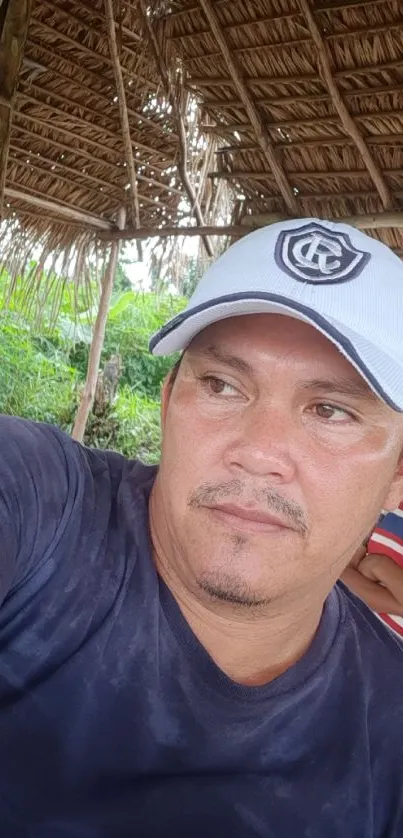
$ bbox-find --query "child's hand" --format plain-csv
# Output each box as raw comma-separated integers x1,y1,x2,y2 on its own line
342,553,403,615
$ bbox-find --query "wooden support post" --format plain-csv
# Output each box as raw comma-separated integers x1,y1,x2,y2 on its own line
72,208,126,443
104,0,142,261
0,0,32,218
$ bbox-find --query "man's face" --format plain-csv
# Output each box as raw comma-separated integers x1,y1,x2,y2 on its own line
154,314,403,608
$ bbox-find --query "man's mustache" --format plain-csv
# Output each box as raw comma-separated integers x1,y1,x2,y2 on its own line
188,479,308,535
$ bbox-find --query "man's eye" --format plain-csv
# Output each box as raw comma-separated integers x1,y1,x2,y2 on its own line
201,376,239,397
314,403,355,422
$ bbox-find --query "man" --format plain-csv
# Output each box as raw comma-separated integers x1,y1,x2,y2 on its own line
1,219,403,837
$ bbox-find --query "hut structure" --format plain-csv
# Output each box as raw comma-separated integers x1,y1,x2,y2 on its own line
1,0,403,436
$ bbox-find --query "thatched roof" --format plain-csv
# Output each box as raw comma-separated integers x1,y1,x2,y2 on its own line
2,0,403,262
154,0,403,256
2,0,190,234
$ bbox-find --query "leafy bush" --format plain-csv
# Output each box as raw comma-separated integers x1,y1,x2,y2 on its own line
68,291,184,401
0,278,185,462
0,312,77,425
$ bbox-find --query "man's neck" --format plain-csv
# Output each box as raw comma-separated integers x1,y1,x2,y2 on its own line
157,558,324,686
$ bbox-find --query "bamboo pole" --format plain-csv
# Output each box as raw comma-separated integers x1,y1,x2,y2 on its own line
104,0,142,260
72,208,126,443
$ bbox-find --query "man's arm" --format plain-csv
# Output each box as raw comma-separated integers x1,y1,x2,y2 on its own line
0,415,79,606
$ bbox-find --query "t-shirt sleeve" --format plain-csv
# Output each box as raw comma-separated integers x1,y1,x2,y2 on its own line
367,505,403,568
0,415,81,606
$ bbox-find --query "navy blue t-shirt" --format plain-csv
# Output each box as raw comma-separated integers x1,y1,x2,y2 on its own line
1,415,403,837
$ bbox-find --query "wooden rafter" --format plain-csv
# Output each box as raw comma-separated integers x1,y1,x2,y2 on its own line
40,0,141,48
198,0,298,215
209,169,403,182
187,58,403,89
181,19,403,63
203,83,403,111
28,18,156,90
18,74,178,143
98,211,403,241
298,0,394,211
17,91,169,157
139,0,214,258
215,135,403,157
200,107,403,133
10,122,180,194
0,0,32,218
166,0,387,25
4,186,113,229
104,0,142,257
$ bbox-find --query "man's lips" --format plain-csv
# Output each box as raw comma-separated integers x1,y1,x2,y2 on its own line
206,503,293,533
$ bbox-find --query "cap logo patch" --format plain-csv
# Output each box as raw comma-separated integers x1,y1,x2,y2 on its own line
275,222,371,284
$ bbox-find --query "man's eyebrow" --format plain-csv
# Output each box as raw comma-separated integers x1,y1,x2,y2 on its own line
191,345,253,376
300,377,379,403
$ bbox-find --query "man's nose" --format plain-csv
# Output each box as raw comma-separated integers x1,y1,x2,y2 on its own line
224,401,297,483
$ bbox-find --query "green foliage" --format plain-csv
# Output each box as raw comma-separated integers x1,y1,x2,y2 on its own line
0,312,77,425
0,271,186,462
69,290,184,401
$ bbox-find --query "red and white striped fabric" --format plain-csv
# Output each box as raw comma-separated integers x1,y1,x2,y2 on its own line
367,503,403,636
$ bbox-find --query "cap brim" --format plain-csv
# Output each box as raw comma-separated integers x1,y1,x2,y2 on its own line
149,292,403,412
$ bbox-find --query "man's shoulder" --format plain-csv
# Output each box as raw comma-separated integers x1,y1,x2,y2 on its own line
338,582,403,683
0,413,157,494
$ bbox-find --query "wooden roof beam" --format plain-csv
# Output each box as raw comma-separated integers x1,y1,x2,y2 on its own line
166,0,387,25
10,124,183,195
186,59,403,88
28,18,156,90
182,19,403,63
298,0,394,210
139,0,213,258
198,0,298,215
201,107,403,133
4,186,114,229
241,211,403,230
18,73,178,142
24,39,158,101
16,93,175,168
42,0,141,44
0,0,32,219
202,82,403,110
99,210,403,242
209,169,403,181
215,133,403,153
104,0,142,259
17,79,174,144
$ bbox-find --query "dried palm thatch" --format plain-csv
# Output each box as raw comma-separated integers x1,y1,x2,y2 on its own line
151,0,403,257
0,0,223,301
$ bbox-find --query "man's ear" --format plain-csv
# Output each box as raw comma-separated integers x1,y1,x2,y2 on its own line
160,375,172,430
383,456,403,511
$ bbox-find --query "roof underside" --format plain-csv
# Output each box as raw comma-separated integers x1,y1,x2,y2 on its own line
1,0,403,260
157,0,403,254
4,0,186,232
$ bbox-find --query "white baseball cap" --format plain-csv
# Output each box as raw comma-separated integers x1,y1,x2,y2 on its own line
149,218,403,411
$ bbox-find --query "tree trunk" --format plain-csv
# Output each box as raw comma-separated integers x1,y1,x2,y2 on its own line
72,209,125,442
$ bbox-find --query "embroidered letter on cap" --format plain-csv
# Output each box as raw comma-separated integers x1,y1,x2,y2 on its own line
275,222,371,284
